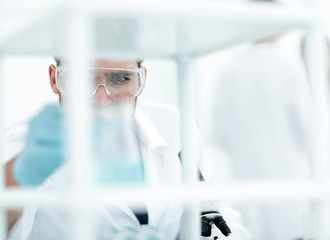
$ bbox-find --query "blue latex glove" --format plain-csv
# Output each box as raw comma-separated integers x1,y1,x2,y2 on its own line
13,105,64,186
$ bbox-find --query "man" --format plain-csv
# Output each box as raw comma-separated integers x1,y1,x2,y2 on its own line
3,58,180,238
3,58,247,240
3,58,201,239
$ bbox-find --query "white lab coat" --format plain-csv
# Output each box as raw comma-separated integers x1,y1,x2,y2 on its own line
212,42,311,180
3,101,239,240
211,40,312,240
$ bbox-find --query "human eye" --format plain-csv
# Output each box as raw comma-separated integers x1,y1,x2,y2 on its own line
108,72,132,85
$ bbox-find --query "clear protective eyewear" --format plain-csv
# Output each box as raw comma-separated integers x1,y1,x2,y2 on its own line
55,66,146,100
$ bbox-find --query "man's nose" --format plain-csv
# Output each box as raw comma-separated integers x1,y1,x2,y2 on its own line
91,84,112,106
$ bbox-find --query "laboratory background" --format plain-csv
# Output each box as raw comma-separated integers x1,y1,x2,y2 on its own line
1,0,330,240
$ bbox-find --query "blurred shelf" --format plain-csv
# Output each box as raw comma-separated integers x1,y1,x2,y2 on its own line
0,1,314,59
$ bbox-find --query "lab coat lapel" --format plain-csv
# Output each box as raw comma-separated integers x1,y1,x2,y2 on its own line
135,107,169,227
101,202,141,229
100,154,167,231
135,107,168,186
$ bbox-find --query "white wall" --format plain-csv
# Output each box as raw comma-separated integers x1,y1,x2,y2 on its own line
3,56,58,128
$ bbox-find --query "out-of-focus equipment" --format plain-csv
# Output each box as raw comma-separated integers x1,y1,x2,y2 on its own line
201,211,231,237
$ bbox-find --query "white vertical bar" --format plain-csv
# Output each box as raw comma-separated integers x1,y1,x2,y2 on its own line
304,28,329,240
303,212,314,240
67,1,92,193
177,56,200,240
305,30,330,181
0,56,4,188
177,57,199,184
66,6,94,240
0,54,7,240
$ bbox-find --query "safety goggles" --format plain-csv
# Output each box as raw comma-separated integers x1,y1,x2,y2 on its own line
55,66,146,100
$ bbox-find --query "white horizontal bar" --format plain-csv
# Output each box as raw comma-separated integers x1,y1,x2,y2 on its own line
0,1,315,59
0,1,314,25
1,181,330,209
83,1,313,24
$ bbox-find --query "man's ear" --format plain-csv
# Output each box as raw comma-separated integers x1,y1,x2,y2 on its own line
49,64,59,94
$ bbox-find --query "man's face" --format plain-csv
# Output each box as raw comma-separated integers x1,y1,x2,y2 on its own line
49,60,144,106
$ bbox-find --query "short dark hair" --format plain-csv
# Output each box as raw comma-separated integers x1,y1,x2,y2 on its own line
54,57,61,66
54,57,143,68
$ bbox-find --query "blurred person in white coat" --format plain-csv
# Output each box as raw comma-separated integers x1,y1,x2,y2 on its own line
211,34,312,240
3,59,248,240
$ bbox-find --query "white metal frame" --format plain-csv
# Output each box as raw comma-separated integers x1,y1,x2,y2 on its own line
0,1,329,240
177,56,200,240
0,54,7,240
65,8,96,240
304,28,330,240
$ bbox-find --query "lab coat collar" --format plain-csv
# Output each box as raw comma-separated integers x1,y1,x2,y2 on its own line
134,106,170,228
135,107,167,149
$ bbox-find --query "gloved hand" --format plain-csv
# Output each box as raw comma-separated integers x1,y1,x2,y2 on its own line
13,105,64,186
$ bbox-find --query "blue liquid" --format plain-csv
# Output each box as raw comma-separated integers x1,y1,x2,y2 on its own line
94,158,145,185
